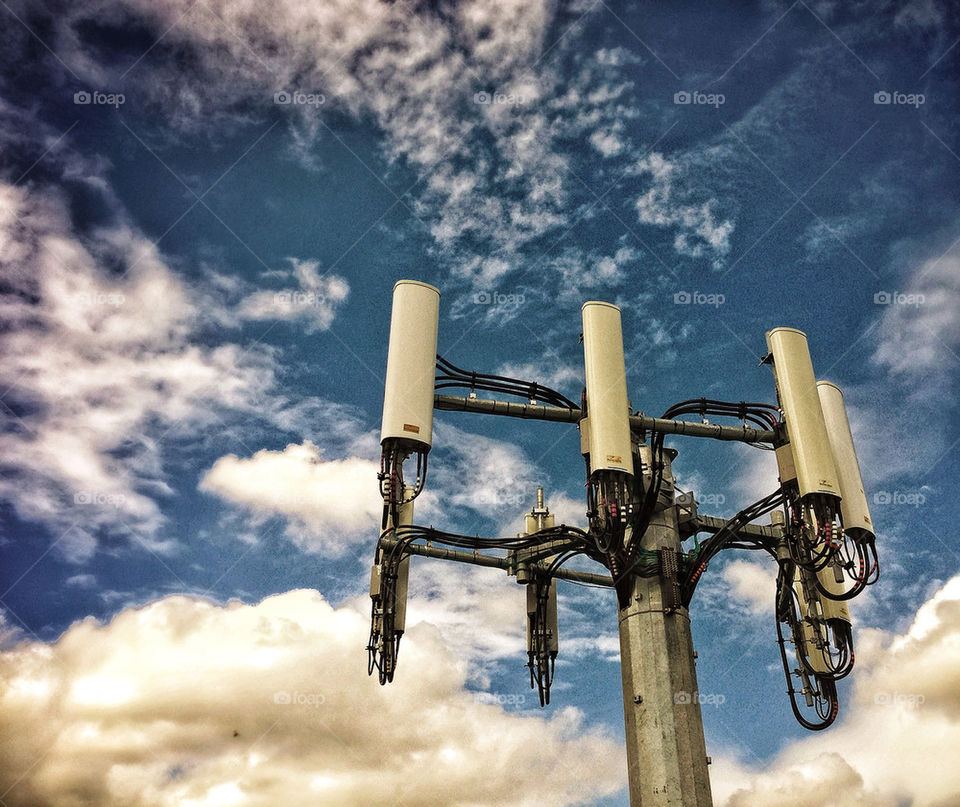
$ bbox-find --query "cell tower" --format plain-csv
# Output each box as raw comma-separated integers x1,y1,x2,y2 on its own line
367,280,879,806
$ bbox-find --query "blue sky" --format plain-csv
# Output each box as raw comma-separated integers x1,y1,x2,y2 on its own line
1,1,959,805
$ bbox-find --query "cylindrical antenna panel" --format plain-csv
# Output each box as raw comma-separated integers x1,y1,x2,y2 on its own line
381,280,440,450
765,328,839,500
582,301,634,476
817,381,874,541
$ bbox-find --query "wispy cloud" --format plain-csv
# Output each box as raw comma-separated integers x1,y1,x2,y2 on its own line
872,243,960,382
634,153,735,267
236,259,349,333
0,180,349,554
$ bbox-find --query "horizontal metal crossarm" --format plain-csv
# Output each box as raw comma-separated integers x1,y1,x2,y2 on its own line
509,537,585,565
690,515,782,540
434,394,776,444
379,538,614,587
434,393,579,423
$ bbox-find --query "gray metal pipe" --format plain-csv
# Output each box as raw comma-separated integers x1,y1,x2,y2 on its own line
434,394,776,444
379,538,614,587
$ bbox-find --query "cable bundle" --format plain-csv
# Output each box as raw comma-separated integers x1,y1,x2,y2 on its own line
367,523,594,688
435,355,579,409
679,489,784,605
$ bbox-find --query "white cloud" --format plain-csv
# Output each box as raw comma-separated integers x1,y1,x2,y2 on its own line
0,181,348,554
199,441,382,554
38,1,712,296
834,390,944,489
199,422,587,554
22,0,749,307
634,153,735,267
563,633,621,662
800,215,870,264
397,545,617,681
0,590,625,806
821,239,960,487
720,557,777,616
46,0,577,274
872,244,960,382
544,491,590,530
894,0,945,29
549,48,640,165
716,752,892,807
551,244,642,300
402,562,527,677
589,128,626,158
64,573,98,589
237,259,349,333
430,422,553,531
711,574,960,806
0,184,246,544
693,552,780,648
195,429,599,683
494,360,583,398
728,445,780,512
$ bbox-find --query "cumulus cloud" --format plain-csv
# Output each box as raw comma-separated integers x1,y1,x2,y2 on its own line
549,46,641,162
0,183,251,547
549,244,644,300
728,445,780,511
199,441,382,554
693,552,780,651
711,574,960,807
820,239,960,487
399,554,616,682
563,632,621,663
589,128,626,158
402,562,527,674
12,563,959,807
64,573,98,589
0,589,625,807
719,557,777,616
199,424,588,553
718,752,891,807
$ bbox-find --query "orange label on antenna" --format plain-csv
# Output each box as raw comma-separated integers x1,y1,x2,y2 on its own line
403,424,421,434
